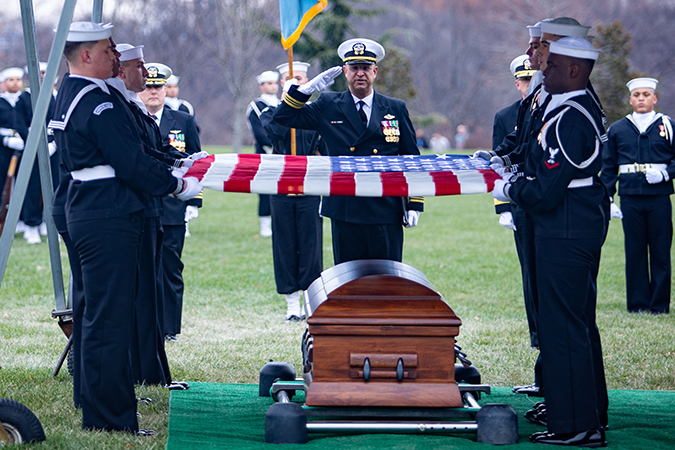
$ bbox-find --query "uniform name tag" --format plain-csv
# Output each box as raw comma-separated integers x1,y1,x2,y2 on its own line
93,102,113,115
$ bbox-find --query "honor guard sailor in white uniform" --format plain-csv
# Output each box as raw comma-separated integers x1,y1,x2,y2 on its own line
273,38,423,264
48,22,202,434
600,77,674,314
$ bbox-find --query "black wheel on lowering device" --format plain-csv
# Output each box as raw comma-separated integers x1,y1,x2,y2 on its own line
259,361,296,397
0,398,46,444
264,402,307,444
476,403,518,445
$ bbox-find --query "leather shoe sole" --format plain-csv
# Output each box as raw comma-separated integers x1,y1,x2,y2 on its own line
524,407,547,426
514,384,544,397
530,428,606,447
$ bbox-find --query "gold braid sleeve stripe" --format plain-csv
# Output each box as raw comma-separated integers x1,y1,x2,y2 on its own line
283,93,307,109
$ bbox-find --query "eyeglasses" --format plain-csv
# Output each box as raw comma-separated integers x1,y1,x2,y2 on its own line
347,65,375,73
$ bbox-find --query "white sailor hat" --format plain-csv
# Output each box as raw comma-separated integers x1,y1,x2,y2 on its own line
166,75,180,85
65,22,114,42
527,22,542,38
626,77,658,92
116,43,144,62
0,67,25,82
275,62,310,76
549,37,601,61
256,70,280,84
510,55,535,78
144,63,172,86
23,62,48,73
541,18,590,38
338,38,385,65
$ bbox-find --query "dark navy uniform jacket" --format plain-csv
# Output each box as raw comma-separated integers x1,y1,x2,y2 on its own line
492,99,520,151
14,89,56,142
273,85,423,224
159,106,201,226
600,114,675,197
509,93,609,240
248,98,275,155
261,104,325,156
0,95,17,152
49,76,178,223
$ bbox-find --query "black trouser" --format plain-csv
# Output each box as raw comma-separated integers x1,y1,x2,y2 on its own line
270,195,323,294
512,203,542,389
162,224,186,336
68,212,143,432
621,194,672,313
20,152,60,227
535,235,608,434
258,194,271,216
330,219,403,265
130,217,171,385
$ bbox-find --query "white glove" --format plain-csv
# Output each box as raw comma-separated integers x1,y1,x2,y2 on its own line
492,179,511,202
3,136,24,151
645,168,669,184
610,202,623,219
174,177,203,201
298,66,342,95
283,78,298,94
184,205,199,222
48,141,57,156
0,128,14,137
499,211,517,231
180,150,209,169
471,150,493,160
404,210,420,228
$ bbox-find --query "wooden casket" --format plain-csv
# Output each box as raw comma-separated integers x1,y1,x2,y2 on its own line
303,260,463,408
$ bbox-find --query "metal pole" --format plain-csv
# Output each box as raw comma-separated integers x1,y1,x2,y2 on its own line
17,0,67,313
93,0,104,22
0,0,78,287
306,421,478,433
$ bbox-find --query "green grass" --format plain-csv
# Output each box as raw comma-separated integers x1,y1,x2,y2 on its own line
1,145,674,448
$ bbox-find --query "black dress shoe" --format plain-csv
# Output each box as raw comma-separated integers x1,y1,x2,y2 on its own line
524,407,547,426
533,401,546,411
530,427,606,448
514,384,544,397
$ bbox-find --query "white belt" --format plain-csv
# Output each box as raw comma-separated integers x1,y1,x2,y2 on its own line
70,165,116,181
567,177,593,188
619,163,667,174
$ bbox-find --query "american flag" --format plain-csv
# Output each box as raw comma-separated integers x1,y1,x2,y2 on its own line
184,154,499,197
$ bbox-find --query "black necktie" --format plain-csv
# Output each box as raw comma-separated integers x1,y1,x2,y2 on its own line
357,100,368,128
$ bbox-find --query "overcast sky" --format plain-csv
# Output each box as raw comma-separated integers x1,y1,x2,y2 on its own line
4,0,119,25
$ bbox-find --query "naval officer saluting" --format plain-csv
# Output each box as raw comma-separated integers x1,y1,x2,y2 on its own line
273,38,423,264
48,21,202,434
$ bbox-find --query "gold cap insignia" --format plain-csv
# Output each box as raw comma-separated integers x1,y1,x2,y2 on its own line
148,66,158,78
353,43,365,56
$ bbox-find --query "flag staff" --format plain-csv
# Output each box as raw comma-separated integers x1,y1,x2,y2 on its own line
288,48,297,155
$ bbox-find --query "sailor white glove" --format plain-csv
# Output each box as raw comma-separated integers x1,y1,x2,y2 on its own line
173,151,209,177
173,176,203,201
283,78,298,94
499,211,517,231
0,128,15,137
298,66,342,95
48,141,57,157
471,150,493,160
184,205,199,222
3,136,24,151
404,210,420,228
610,201,623,219
492,179,511,202
645,168,669,184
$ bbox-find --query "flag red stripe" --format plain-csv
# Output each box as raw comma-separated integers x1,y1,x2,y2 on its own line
380,172,409,197
223,154,260,193
278,155,307,194
329,172,356,196
185,154,215,182
430,171,461,195
478,169,501,192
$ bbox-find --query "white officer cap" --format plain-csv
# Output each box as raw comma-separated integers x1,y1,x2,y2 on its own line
256,70,280,84
275,62,310,77
541,17,590,38
510,55,535,78
116,43,144,62
65,22,114,42
0,67,25,82
166,75,180,85
549,37,601,61
626,77,658,92
338,38,385,65
144,63,172,86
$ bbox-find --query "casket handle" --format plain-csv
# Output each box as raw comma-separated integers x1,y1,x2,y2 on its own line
363,358,371,381
396,358,404,382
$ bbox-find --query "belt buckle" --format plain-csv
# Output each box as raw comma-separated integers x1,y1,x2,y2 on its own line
635,163,644,173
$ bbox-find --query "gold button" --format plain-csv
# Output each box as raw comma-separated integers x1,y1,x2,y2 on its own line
350,147,355,152
373,149,378,154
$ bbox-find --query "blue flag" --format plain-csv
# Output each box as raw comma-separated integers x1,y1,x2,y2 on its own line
279,0,327,49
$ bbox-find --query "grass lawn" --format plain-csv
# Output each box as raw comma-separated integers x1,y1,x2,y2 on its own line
0,145,673,448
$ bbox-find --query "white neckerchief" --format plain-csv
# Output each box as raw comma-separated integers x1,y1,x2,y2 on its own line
259,94,280,107
68,74,110,95
351,91,374,125
0,91,22,107
544,89,586,118
631,111,657,133
164,96,181,110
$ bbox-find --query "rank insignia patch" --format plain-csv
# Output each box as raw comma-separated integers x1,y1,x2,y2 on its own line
545,147,559,169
